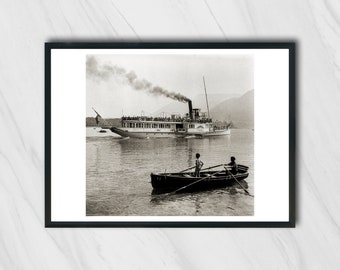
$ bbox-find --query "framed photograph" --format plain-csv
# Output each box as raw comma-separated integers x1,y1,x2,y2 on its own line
45,42,295,227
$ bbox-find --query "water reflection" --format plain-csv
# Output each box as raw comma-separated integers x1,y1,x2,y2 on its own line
149,188,241,215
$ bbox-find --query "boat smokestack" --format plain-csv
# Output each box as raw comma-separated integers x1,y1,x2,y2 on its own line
188,100,193,120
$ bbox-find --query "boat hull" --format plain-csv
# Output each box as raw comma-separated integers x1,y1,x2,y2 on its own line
151,170,249,192
177,129,231,137
110,127,179,138
110,126,230,138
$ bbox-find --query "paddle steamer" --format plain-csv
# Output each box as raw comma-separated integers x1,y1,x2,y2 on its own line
109,100,231,138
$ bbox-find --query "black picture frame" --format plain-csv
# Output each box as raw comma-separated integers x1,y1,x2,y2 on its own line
45,42,295,228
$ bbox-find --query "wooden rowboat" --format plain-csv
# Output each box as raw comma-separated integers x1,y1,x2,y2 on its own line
151,164,249,192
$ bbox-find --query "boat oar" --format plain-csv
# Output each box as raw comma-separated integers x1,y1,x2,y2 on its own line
226,169,253,197
200,164,224,171
165,169,226,196
178,166,195,173
180,163,224,174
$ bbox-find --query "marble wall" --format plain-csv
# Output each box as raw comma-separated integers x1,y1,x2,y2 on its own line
1,0,340,269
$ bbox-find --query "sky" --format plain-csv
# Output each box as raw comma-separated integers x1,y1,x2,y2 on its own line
86,52,253,118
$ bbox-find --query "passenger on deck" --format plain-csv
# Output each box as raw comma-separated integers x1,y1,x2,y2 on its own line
194,153,204,177
226,156,238,175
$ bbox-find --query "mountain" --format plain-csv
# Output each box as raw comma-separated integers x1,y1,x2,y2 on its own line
153,93,239,116
210,90,254,129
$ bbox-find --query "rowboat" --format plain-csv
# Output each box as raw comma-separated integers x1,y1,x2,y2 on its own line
151,164,249,192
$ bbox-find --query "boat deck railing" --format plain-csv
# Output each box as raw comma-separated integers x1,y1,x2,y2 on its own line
121,116,213,123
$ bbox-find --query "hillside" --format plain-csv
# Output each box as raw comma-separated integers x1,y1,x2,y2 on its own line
210,90,254,129
86,117,121,127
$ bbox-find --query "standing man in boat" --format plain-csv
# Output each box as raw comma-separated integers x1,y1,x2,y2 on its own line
194,153,204,177
226,156,238,175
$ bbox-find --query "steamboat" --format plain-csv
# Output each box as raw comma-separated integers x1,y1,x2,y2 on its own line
94,77,232,138
109,100,230,139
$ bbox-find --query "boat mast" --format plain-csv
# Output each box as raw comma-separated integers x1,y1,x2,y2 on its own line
203,76,210,119
92,107,109,127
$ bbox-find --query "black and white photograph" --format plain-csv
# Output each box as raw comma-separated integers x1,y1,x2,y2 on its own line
46,43,294,227
86,53,254,217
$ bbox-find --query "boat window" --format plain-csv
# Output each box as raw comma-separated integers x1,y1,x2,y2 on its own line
152,123,158,128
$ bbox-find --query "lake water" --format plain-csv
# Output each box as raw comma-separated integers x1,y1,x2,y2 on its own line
86,128,254,216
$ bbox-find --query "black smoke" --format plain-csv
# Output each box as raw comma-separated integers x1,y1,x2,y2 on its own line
87,56,190,103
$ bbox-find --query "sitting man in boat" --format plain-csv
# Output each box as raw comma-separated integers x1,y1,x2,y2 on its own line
194,153,204,177
226,156,238,175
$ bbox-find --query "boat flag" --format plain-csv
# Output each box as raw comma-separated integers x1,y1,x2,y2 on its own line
95,114,101,125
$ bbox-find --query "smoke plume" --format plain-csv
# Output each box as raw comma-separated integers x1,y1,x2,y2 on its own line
86,56,190,103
